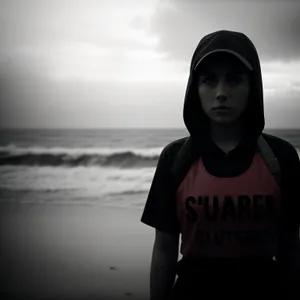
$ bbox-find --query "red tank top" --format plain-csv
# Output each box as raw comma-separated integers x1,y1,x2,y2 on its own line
176,151,281,259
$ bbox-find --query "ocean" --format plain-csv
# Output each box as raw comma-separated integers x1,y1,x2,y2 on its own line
1,128,300,210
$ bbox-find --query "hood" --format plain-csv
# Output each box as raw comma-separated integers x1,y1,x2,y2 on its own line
183,29,265,150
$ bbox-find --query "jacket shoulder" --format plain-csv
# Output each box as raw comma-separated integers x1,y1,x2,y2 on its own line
261,132,300,180
140,137,188,234
262,132,299,160
161,136,189,165
262,132,300,231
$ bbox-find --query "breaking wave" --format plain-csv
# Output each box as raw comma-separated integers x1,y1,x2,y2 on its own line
0,145,162,168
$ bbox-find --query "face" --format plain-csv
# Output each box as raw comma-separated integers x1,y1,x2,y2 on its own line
197,54,251,125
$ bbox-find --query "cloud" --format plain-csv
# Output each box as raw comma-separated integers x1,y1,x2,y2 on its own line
0,0,299,129
0,0,173,82
261,61,300,94
147,0,300,63
0,67,186,128
0,0,158,52
0,0,160,68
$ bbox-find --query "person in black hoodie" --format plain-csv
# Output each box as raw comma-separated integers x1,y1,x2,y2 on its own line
141,29,300,300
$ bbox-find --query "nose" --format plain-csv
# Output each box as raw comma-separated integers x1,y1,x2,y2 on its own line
216,81,228,102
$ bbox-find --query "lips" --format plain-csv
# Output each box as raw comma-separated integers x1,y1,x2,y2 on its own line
213,106,231,110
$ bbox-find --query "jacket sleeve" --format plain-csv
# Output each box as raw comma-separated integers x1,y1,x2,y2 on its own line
282,145,300,231
140,145,180,235
279,143,300,297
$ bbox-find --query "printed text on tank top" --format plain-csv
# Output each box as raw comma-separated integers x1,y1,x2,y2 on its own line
176,151,281,259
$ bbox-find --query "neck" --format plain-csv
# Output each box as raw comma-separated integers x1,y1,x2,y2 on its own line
210,121,244,144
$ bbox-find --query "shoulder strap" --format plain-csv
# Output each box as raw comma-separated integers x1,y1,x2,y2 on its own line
257,134,281,187
171,134,282,192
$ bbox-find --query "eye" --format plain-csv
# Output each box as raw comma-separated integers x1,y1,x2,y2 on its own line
227,74,243,84
201,75,217,85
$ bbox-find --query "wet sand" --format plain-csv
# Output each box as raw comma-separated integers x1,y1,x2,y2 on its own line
0,203,157,300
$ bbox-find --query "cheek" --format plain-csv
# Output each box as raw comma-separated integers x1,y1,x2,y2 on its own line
198,87,211,103
198,86,204,97
236,87,250,107
198,90,210,112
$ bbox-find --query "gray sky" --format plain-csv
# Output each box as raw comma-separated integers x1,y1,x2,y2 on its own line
0,0,300,129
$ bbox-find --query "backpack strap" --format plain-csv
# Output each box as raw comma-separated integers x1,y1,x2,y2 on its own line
172,134,282,192
257,134,281,187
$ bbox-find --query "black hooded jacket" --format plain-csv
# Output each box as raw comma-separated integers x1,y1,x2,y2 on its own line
141,30,300,265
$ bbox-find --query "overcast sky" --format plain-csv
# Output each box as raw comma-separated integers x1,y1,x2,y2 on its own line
0,0,300,129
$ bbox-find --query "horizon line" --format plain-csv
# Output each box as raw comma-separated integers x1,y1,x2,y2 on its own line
1,127,300,130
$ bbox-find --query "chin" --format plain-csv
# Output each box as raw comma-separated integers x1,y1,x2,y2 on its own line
210,116,237,124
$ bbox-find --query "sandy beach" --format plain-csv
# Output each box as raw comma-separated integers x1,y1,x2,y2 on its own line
0,202,162,300
2,127,297,300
